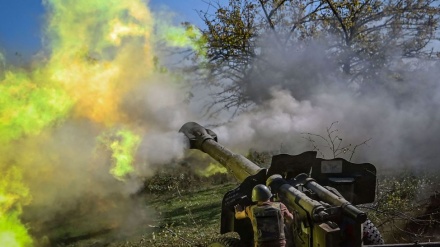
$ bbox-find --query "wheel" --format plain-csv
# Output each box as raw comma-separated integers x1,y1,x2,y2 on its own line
206,237,242,247
363,219,384,245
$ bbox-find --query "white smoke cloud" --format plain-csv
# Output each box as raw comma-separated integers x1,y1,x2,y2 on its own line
206,36,440,171
136,131,187,174
136,81,190,127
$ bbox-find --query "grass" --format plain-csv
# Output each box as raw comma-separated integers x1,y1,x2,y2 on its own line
143,183,238,247
61,171,440,247
148,183,234,226
61,182,238,247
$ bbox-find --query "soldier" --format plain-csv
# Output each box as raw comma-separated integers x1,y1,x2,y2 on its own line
235,184,294,247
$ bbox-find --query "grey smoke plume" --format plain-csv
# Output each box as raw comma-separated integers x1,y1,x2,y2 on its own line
123,77,193,173
210,37,440,170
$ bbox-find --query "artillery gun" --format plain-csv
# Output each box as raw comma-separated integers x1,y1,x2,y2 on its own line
179,122,438,247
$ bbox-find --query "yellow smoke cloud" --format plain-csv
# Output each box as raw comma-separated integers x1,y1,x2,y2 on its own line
0,70,73,143
97,128,141,181
195,163,228,177
43,0,154,125
0,167,33,247
1,0,207,246
157,23,206,57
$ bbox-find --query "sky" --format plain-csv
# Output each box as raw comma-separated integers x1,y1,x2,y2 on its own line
0,0,210,63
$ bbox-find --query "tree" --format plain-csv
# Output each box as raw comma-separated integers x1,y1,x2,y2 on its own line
320,0,439,82
196,0,440,114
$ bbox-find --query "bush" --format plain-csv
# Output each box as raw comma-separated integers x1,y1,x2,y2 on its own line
143,164,235,194
362,171,440,243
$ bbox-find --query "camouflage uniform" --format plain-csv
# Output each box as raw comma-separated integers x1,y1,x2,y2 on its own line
244,202,293,247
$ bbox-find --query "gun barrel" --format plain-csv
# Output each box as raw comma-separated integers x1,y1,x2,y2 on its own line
179,122,262,181
304,179,367,223
268,175,329,222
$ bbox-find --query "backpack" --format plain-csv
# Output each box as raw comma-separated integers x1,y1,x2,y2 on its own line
250,202,285,243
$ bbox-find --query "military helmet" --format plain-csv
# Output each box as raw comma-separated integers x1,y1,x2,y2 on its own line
252,184,272,202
